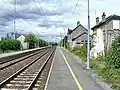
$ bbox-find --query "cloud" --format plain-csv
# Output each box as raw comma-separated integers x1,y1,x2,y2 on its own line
7,0,32,5
0,0,120,42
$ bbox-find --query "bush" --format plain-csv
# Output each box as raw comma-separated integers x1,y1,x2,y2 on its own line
25,33,36,49
65,42,72,51
91,36,120,90
0,39,22,52
72,44,87,61
104,36,120,69
39,39,49,47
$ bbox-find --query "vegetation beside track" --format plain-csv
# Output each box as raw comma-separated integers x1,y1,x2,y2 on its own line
0,33,57,54
91,36,120,90
65,36,120,90
25,33,49,49
72,44,87,62
0,38,22,53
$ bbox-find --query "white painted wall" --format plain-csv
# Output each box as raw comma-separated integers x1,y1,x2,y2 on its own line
113,20,120,29
91,28,104,57
72,41,76,49
17,35,28,50
96,28,104,52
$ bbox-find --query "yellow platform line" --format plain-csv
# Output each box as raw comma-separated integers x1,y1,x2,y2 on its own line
60,48,83,90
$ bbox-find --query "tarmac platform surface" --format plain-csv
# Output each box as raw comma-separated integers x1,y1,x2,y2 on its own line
45,47,105,90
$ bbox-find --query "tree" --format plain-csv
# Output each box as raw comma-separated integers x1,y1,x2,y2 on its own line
38,39,48,47
25,33,36,49
49,42,57,46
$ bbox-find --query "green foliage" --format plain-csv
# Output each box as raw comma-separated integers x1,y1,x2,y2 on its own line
65,42,72,51
72,44,87,61
49,42,57,46
105,36,120,69
39,39,48,47
25,33,49,49
25,33,37,49
0,39,22,52
91,36,120,90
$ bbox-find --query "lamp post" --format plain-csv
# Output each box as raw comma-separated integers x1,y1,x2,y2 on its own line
86,0,91,69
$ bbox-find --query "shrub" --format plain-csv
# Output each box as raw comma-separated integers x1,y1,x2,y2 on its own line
0,39,22,52
72,44,87,61
91,36,120,90
25,33,36,49
65,42,72,51
104,36,120,69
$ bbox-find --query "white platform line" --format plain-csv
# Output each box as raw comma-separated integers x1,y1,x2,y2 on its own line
59,48,83,90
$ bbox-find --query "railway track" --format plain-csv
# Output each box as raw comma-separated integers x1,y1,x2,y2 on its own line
0,47,49,65
0,48,50,70
0,47,55,90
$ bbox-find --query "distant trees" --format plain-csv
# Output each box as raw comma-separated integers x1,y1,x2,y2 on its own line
25,33,49,49
49,42,57,46
25,33,36,49
38,39,48,47
0,33,56,53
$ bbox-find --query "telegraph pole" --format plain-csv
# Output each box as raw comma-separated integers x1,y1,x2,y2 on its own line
14,0,16,39
86,0,91,69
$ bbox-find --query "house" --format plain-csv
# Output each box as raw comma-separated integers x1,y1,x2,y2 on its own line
17,35,28,50
91,12,120,57
67,22,91,49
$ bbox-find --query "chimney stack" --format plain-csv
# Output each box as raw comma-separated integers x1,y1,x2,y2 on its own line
96,17,99,24
77,21,80,26
102,12,106,22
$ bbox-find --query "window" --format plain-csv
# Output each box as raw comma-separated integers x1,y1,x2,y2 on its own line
76,42,81,44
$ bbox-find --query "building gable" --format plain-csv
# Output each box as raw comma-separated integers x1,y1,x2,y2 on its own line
92,15,120,30
71,24,87,39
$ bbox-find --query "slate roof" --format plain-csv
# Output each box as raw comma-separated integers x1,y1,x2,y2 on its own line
92,15,120,30
72,32,92,41
67,28,73,34
67,24,87,35
72,24,87,33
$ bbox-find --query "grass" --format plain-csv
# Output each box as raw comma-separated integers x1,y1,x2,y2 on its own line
91,56,120,90
72,44,87,62
65,43,120,90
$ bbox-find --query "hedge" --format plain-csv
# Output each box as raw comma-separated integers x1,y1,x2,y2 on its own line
0,39,22,52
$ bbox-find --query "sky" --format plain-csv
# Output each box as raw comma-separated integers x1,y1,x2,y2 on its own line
0,0,120,42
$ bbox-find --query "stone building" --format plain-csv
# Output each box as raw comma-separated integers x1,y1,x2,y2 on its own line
67,22,91,49
91,12,120,57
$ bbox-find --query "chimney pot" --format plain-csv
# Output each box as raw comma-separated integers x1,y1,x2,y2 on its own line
102,12,106,22
77,21,80,26
96,17,99,24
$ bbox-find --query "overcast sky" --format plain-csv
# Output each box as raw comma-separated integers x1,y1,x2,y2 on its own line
0,0,120,42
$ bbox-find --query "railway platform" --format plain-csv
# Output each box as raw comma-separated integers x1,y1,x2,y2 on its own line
45,47,105,90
